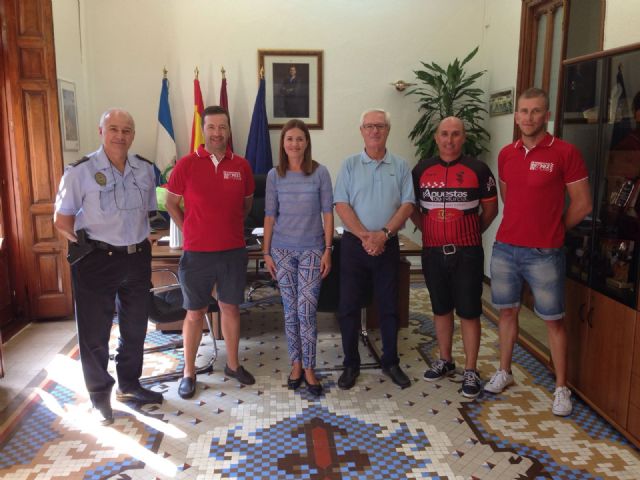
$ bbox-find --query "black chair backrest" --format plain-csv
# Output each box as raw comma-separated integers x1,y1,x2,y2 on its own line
148,287,220,324
318,238,341,312
148,289,187,324
245,174,267,231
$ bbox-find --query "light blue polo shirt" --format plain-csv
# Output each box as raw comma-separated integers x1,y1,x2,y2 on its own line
334,150,415,232
55,146,157,245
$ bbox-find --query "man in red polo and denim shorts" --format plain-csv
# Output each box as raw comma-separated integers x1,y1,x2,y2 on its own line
485,88,592,416
166,106,255,399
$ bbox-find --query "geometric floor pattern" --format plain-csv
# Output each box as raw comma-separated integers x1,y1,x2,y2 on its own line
1,285,639,479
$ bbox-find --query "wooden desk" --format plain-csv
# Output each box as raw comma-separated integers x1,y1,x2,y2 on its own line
150,232,422,328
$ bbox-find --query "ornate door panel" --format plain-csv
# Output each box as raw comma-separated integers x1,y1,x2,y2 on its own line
0,0,72,319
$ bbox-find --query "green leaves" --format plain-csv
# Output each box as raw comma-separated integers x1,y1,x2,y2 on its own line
407,46,490,159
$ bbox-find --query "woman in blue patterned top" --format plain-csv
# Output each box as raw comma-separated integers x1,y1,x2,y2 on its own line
262,119,334,396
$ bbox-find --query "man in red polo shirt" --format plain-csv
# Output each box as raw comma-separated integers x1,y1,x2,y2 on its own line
166,106,256,399
485,88,592,416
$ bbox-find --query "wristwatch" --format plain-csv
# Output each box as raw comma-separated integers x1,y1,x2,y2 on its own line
381,227,395,239
325,245,334,251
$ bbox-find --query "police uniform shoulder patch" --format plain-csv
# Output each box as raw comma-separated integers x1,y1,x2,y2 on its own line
70,156,90,167
135,154,153,165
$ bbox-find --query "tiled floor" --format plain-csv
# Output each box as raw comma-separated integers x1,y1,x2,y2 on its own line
0,318,76,412
1,285,639,479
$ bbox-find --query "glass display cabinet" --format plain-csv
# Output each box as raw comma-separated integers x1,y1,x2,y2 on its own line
558,43,640,448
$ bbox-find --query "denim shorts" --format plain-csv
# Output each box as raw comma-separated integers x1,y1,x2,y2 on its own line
490,241,565,320
179,248,248,309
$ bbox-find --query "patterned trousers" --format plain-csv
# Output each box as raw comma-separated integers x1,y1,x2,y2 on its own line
271,248,323,369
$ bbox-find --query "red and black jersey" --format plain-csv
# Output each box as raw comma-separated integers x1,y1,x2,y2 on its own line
412,155,497,247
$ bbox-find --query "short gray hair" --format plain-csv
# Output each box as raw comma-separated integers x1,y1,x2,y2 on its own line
99,108,135,130
359,108,391,128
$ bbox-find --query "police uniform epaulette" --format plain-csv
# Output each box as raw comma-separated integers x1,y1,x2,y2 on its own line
135,154,153,165
70,156,90,167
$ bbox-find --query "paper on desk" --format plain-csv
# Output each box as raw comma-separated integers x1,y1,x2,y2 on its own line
159,236,170,242
251,227,264,236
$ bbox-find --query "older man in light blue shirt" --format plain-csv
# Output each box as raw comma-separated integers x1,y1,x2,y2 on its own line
334,108,415,389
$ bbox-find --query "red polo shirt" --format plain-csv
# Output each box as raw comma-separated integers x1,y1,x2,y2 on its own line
496,133,588,248
168,145,255,252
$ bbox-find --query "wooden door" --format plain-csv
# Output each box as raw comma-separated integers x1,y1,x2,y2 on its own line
565,278,589,389
0,0,72,320
581,290,636,426
0,207,13,330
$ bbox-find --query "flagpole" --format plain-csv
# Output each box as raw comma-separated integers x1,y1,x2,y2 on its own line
191,67,204,152
219,66,234,151
155,68,177,184
245,66,272,173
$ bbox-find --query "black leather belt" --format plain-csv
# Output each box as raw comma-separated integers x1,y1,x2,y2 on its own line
441,244,457,255
426,244,478,255
91,239,146,254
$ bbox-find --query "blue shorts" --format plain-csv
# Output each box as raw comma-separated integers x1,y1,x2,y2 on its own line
490,241,565,320
179,248,248,309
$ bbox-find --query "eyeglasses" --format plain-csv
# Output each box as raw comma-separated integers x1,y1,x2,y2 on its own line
109,161,144,211
362,123,388,132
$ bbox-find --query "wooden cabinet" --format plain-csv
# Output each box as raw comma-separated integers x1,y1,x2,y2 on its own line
565,278,589,387
566,280,636,428
581,290,635,424
628,315,640,442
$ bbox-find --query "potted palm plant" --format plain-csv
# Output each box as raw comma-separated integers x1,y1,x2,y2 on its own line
407,46,490,159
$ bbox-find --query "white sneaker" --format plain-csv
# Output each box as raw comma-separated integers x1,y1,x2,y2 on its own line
484,369,514,393
552,386,573,416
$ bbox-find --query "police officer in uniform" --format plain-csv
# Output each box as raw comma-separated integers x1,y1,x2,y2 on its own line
54,108,162,425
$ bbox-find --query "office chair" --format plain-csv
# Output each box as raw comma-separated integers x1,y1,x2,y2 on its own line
243,174,280,307
140,269,219,385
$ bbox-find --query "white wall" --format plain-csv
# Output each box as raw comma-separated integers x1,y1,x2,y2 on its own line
59,1,485,172
52,0,92,164
481,0,522,274
603,0,640,49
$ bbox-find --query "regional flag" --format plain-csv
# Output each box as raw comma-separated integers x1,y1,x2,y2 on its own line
219,71,234,151
190,76,205,152
154,74,177,183
245,75,272,174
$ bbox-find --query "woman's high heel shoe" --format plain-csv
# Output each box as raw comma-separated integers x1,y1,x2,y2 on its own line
304,376,323,396
287,373,303,390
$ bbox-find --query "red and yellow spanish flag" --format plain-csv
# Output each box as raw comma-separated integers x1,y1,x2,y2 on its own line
190,75,205,152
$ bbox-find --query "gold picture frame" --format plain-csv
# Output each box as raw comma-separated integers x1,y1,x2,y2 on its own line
258,49,323,129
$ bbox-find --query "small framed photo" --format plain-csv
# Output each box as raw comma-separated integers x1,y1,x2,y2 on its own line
489,88,514,117
258,49,323,129
58,79,80,151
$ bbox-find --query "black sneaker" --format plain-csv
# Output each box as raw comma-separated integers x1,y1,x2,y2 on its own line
224,365,256,385
423,358,456,382
461,369,482,398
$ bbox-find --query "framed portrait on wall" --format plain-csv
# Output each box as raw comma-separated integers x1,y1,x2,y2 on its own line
58,79,80,151
258,49,323,129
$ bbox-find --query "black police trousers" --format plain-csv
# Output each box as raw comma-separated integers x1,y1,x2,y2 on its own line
70,240,151,405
